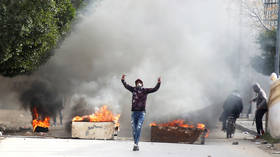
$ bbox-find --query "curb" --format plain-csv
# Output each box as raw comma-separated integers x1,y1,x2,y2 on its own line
235,123,258,136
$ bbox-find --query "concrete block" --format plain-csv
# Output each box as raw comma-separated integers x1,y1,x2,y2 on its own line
72,122,115,140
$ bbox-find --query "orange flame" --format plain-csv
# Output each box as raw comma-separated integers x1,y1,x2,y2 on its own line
32,107,50,132
150,119,209,137
197,123,205,129
72,105,120,127
197,123,209,137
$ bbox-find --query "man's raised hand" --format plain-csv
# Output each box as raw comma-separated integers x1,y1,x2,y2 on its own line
121,74,126,81
158,77,161,83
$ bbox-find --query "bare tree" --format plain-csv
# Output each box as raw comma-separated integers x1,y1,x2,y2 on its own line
242,0,275,32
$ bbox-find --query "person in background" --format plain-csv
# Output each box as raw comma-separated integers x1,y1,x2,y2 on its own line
220,90,243,131
53,109,63,126
250,83,268,138
121,74,161,151
52,100,64,126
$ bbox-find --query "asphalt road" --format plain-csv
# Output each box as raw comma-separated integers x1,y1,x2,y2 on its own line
0,128,276,157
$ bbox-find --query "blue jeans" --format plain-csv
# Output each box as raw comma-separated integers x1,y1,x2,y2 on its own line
131,111,145,145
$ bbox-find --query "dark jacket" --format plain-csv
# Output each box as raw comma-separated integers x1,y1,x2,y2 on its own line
222,92,243,119
122,80,160,111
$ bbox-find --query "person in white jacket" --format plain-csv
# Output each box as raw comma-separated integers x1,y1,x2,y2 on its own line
250,83,267,138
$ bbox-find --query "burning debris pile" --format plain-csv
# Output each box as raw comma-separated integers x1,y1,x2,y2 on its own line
150,120,209,144
20,80,63,133
32,107,50,132
71,105,120,139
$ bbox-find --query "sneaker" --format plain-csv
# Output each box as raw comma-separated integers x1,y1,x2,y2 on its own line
133,144,139,151
255,135,261,139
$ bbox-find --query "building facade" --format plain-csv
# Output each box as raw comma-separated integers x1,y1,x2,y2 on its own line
264,0,278,28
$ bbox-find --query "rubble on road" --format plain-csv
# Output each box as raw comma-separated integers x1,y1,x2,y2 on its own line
232,141,239,145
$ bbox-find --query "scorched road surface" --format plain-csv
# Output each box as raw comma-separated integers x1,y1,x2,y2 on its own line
0,136,274,157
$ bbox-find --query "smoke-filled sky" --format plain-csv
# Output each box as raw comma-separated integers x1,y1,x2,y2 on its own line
0,0,270,136
50,0,257,113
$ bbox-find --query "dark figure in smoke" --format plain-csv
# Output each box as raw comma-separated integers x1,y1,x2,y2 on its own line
121,74,161,151
52,108,63,126
220,90,243,131
250,83,267,138
52,99,64,126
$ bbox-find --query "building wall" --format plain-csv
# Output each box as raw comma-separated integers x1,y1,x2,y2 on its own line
264,0,278,28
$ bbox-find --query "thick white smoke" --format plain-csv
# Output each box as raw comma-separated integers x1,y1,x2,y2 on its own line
45,0,264,136
0,0,270,137
54,1,248,113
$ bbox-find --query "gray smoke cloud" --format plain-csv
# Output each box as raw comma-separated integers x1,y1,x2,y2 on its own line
0,0,271,137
